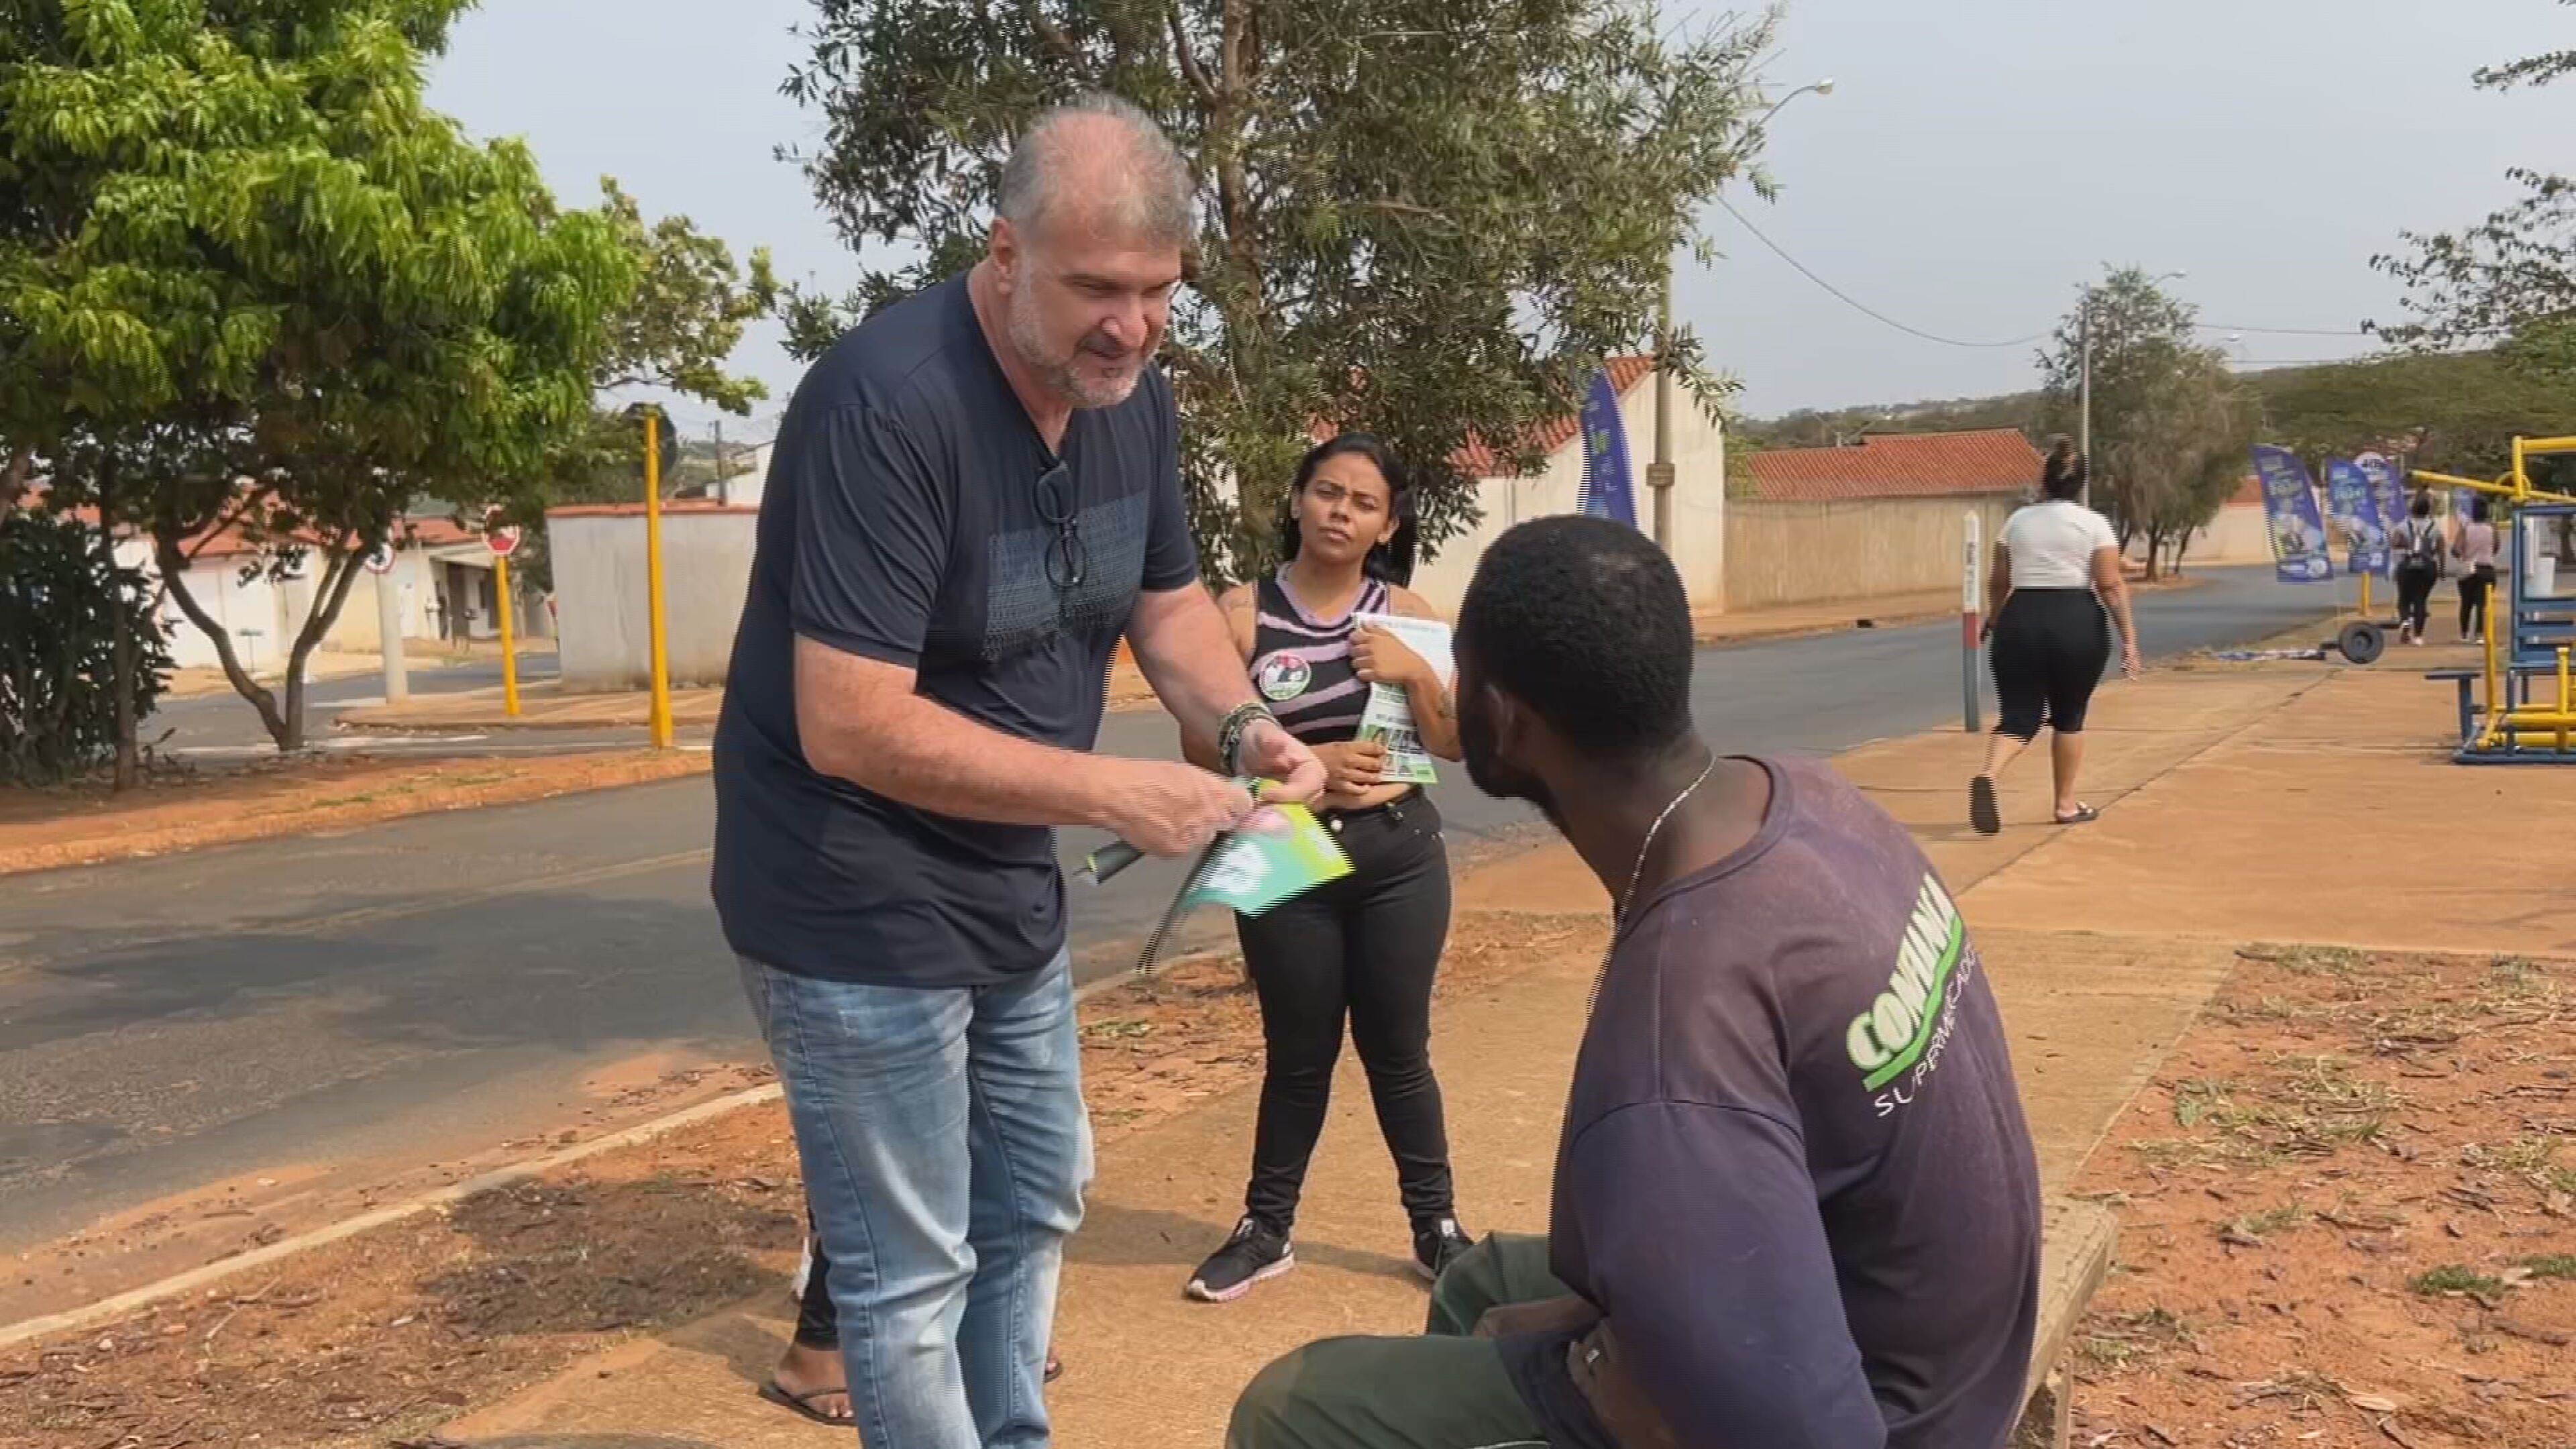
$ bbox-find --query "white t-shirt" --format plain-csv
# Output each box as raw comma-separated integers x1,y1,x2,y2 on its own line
2002,500,2118,589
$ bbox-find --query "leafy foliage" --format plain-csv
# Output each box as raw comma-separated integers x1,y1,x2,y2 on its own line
2373,2,2576,384
0,505,171,786
0,1,698,751
2033,268,2248,574
780,0,1774,581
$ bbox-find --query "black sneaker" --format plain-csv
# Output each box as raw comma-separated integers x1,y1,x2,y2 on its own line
1413,1218,1476,1283
1185,1217,1294,1303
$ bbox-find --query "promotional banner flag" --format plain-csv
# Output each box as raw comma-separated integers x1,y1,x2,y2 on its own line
2251,446,2334,582
2356,451,2408,558
2324,458,2390,578
1577,368,1638,527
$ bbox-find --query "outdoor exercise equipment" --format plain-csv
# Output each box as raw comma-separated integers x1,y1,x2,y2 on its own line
2410,437,2576,764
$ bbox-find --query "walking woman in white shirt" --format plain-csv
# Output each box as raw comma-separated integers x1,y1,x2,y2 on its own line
1970,453,2142,834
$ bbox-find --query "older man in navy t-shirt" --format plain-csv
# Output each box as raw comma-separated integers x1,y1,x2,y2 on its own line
714,95,1322,1447
1230,517,2041,1449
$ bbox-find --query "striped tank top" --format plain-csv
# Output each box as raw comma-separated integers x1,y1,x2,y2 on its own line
1248,572,1390,745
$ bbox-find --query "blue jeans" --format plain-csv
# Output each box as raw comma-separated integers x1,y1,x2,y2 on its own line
740,953,1091,1449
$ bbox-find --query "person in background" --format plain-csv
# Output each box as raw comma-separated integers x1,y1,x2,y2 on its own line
1180,433,1477,1304
2393,492,2445,647
1226,515,2041,1449
2454,496,2500,643
1971,460,2141,834
769,1221,1063,1424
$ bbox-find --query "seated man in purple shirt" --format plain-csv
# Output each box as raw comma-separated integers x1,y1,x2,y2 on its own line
1227,515,2043,1449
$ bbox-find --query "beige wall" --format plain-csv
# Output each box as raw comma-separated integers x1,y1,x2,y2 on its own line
2163,501,2274,568
1409,378,1727,616
1721,496,2018,612
550,508,759,691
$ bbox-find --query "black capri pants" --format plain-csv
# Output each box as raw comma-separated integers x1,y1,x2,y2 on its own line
1990,587,2113,743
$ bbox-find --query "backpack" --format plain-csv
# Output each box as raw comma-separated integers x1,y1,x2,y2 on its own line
2399,517,2445,577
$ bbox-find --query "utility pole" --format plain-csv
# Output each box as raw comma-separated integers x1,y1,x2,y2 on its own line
2077,296,2092,511
1650,273,1676,549
712,419,727,507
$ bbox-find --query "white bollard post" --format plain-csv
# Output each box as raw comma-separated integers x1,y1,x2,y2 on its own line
1962,513,1983,733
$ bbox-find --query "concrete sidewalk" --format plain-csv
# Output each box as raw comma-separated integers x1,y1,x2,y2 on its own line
436,651,2571,1448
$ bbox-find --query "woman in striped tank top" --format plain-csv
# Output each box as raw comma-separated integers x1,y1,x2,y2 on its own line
1179,433,1475,1303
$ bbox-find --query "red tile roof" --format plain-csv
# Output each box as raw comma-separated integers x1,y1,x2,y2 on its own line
1450,355,1657,478
1739,429,2043,502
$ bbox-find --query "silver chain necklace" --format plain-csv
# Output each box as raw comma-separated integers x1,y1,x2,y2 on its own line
1590,750,1720,1012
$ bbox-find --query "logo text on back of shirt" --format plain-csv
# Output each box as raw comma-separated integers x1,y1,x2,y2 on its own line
1847,875,1966,1108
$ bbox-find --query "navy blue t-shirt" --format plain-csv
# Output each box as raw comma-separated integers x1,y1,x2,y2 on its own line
711,275,1199,985
1501,757,2041,1449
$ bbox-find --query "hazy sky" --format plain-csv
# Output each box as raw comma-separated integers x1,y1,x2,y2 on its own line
425,0,2576,437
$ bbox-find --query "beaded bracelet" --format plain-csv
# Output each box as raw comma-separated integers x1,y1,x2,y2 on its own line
1216,701,1277,775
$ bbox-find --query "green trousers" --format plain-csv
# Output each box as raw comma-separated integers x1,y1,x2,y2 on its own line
1226,1233,1569,1449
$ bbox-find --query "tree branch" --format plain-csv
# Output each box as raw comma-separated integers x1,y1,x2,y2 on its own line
154,528,290,748
1168,1,1218,106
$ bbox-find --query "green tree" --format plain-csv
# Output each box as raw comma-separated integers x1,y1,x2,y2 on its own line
2373,1,2576,384
779,0,1773,580
2035,268,2240,569
1,0,639,754
2247,351,2576,480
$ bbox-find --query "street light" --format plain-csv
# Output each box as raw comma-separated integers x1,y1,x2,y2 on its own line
1652,77,1836,549
2076,268,2187,510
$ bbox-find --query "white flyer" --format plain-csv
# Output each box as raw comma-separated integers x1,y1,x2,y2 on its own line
1352,611,1454,786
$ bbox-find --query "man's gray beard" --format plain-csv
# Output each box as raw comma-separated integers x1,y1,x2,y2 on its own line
1008,274,1142,411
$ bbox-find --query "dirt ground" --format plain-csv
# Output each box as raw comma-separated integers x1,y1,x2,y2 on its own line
2068,946,2576,1449
0,750,707,877
0,913,1559,1449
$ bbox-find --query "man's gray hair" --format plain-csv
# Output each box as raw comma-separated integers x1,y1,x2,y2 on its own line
996,93,1195,246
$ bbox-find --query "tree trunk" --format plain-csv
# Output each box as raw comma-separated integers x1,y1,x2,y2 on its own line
1,444,29,518
96,469,139,790
280,536,369,754
155,530,294,750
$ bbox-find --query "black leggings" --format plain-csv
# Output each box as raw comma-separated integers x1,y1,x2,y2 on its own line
1236,793,1455,1232
2397,563,2438,635
1990,588,2112,742
2461,565,2496,639
796,1210,837,1348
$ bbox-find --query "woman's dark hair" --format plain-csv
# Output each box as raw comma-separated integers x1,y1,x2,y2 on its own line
2040,445,2088,502
1279,432,1419,585
2411,490,2433,519
2470,496,2491,525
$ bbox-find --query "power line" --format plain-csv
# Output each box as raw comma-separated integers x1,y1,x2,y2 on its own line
1713,197,2052,350
1714,197,2381,352
2198,322,2372,338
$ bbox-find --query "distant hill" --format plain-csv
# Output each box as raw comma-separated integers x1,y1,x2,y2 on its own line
1739,352,2576,482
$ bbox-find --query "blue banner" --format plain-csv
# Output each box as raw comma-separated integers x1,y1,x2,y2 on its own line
2357,451,2407,561
2324,458,2389,577
2251,446,2334,583
1577,368,1638,528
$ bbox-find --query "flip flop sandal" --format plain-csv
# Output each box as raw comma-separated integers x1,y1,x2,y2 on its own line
1046,1354,1065,1383
759,1379,854,1426
1970,776,2002,837
2054,804,2100,825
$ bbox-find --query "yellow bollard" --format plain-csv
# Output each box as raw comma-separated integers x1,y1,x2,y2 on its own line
496,553,520,718
644,409,675,751
2479,574,2503,751
2561,646,2571,754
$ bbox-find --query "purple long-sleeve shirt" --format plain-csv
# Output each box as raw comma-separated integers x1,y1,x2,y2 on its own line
1502,757,2041,1448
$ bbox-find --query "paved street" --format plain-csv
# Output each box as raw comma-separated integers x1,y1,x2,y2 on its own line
0,568,2333,1287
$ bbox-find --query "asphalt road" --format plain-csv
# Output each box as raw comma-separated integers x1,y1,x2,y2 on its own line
0,568,2333,1278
